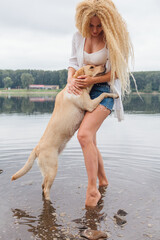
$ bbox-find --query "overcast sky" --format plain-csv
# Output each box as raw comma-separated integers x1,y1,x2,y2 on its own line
0,0,159,71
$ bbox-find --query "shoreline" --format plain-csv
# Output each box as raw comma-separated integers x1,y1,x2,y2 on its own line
0,89,60,97
131,91,160,95
0,89,160,97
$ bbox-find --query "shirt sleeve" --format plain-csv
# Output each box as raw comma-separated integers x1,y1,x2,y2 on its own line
68,33,79,70
105,48,111,73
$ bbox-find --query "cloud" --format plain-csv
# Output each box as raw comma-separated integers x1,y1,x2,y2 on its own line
0,0,78,70
114,0,160,71
0,0,159,71
0,26,72,70
0,0,77,34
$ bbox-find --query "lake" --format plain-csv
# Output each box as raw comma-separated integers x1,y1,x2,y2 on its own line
0,94,160,240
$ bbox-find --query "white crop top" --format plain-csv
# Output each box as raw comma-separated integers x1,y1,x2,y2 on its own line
83,46,108,65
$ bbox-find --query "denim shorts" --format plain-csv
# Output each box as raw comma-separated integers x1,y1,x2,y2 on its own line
90,83,114,111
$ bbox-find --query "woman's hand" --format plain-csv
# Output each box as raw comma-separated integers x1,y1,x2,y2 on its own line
67,75,93,95
76,75,93,88
67,77,82,95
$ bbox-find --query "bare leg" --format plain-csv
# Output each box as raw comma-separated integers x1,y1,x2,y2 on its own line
77,105,110,207
93,135,108,187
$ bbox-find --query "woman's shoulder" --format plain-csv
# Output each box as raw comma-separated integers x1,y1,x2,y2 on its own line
72,31,84,41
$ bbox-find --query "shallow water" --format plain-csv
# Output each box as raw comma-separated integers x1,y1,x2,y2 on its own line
0,96,160,239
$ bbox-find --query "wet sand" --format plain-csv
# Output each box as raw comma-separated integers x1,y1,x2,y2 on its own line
0,114,160,239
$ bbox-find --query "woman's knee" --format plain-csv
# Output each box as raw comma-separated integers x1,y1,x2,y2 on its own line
77,129,92,147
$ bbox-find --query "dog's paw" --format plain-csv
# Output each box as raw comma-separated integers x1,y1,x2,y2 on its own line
113,94,119,99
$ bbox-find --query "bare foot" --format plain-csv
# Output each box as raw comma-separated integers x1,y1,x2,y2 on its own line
85,189,101,207
99,178,109,187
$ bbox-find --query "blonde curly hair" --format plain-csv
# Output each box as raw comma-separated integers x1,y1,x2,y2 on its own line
75,0,135,96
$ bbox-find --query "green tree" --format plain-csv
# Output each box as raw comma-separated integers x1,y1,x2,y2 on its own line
144,82,152,93
132,73,146,91
21,73,34,89
146,72,160,91
2,77,13,88
59,70,67,88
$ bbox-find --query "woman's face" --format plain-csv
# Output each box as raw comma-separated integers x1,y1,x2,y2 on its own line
89,16,103,37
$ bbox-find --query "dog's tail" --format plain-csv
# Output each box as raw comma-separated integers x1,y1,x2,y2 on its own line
11,148,37,181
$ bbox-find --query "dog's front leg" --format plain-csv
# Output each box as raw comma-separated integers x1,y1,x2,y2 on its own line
38,150,58,201
82,92,118,112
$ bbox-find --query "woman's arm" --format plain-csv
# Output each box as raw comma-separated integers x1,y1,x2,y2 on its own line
74,71,111,88
67,67,76,83
67,33,84,95
91,71,111,84
67,67,82,95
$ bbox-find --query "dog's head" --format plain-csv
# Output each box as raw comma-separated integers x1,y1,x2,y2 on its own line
74,65,106,78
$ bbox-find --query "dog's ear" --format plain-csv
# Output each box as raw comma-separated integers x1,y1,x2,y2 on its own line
73,68,84,78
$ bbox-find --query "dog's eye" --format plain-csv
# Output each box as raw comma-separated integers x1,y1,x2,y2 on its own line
90,66,94,69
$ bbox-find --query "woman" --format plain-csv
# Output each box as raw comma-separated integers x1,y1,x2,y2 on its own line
67,0,134,207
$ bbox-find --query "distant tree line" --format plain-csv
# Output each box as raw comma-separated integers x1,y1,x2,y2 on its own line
0,69,160,92
130,71,160,93
0,69,68,89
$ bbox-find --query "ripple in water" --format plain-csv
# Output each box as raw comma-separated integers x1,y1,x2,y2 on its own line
0,113,160,240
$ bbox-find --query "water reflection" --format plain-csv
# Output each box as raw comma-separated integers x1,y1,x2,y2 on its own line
11,187,107,240
123,94,160,113
0,96,55,114
12,201,66,240
73,187,107,231
0,110,159,239
0,94,160,114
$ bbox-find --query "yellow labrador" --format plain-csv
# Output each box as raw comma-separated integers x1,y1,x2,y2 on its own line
12,65,118,201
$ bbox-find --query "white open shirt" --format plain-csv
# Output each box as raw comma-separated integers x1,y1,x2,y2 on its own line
68,31,124,121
